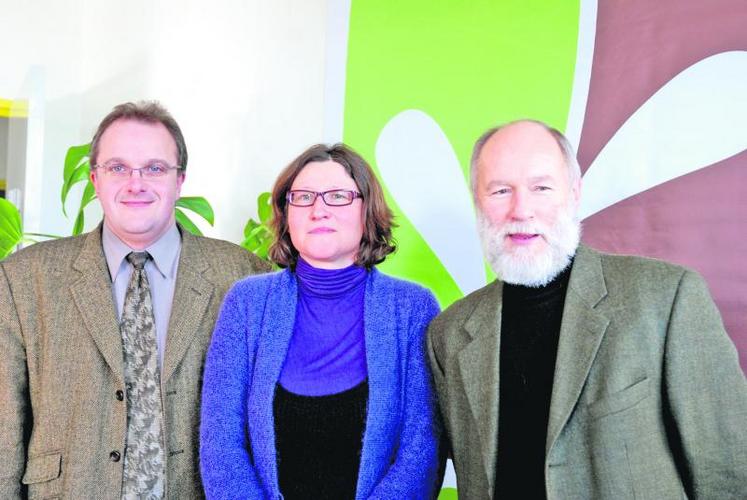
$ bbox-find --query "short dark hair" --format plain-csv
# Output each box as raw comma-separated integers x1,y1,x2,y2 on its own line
269,143,396,269
89,100,188,171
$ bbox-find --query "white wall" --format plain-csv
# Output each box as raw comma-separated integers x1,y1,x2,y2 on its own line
0,0,329,243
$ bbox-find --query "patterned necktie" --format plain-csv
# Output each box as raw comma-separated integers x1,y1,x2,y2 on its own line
120,251,165,499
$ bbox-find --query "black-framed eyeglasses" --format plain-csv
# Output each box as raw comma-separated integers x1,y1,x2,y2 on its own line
286,189,363,207
92,160,183,179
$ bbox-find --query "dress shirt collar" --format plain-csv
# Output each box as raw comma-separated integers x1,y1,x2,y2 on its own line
101,222,182,281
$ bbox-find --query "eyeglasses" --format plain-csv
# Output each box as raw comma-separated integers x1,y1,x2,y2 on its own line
92,161,183,179
286,189,363,207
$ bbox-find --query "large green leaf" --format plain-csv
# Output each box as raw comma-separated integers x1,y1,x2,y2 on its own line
0,200,21,235
62,144,91,216
61,164,91,217
72,182,97,236
241,218,272,251
240,192,275,262
80,180,97,208
257,192,272,223
72,210,85,237
243,218,260,238
245,224,270,243
255,236,272,260
174,207,203,236
175,196,214,226
71,178,96,236
0,198,23,259
63,143,90,184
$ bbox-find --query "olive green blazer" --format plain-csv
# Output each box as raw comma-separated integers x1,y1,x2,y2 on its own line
0,225,269,499
428,245,747,499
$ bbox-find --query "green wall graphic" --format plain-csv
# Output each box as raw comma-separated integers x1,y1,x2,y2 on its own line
344,1,580,307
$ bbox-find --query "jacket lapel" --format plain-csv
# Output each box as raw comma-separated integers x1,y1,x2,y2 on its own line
546,245,610,455
457,281,502,493
70,226,125,383
161,229,215,383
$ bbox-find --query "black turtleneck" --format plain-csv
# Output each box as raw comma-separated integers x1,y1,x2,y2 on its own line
494,263,572,500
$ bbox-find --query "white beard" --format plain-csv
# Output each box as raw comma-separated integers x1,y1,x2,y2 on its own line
477,205,581,287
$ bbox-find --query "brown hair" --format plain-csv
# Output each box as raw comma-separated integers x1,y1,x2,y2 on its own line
269,143,396,269
89,100,188,171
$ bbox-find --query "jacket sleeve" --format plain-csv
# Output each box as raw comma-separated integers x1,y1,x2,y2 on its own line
368,291,443,500
663,270,747,499
200,283,265,499
0,266,28,499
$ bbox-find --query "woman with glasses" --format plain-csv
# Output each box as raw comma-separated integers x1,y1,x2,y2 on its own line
199,144,442,499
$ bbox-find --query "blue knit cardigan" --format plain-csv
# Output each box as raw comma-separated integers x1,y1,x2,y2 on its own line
200,268,442,499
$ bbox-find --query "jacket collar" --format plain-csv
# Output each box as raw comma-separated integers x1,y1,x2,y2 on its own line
162,226,214,382
71,224,125,383
70,223,215,384
545,244,609,455
458,280,503,493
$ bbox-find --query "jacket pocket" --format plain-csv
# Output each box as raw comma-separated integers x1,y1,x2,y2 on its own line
21,451,62,484
588,377,650,419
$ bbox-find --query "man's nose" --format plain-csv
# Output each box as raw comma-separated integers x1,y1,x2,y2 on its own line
125,169,146,189
508,190,533,221
130,168,147,179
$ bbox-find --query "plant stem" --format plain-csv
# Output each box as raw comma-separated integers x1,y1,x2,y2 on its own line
24,232,63,239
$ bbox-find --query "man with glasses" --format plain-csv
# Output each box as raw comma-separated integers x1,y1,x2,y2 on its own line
0,101,269,499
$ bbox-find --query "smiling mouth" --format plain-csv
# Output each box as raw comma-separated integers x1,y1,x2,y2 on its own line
507,233,540,243
121,200,154,207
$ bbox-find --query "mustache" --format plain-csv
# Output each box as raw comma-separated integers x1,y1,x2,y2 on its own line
478,210,581,252
492,221,549,239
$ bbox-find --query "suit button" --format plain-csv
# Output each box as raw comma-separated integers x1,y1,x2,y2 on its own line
116,390,124,401
110,451,121,462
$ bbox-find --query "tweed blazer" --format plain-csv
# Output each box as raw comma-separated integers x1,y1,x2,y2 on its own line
428,245,747,500
199,268,442,500
0,224,269,500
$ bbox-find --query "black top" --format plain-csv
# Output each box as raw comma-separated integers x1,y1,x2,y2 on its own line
274,380,368,500
495,263,572,499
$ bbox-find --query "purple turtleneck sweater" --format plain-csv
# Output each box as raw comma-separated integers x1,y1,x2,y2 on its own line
278,258,368,396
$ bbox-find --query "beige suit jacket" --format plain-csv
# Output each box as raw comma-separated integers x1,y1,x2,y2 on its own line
428,245,747,499
0,225,269,499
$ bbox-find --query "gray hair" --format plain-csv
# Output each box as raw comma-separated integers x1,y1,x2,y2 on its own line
469,119,581,198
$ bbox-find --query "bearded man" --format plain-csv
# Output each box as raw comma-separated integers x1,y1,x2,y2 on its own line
427,119,747,500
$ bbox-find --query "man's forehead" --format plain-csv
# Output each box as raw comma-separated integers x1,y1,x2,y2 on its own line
483,122,561,161
98,118,178,160
101,117,176,145
477,122,564,178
